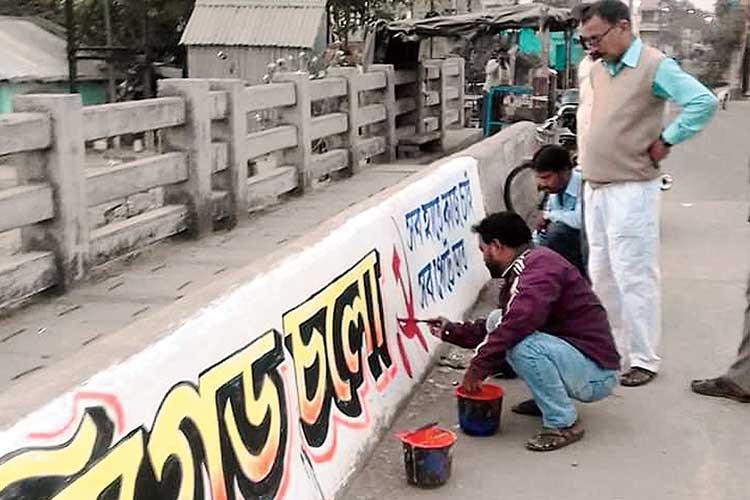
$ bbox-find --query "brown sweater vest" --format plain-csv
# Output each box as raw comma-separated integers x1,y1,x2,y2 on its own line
582,45,666,184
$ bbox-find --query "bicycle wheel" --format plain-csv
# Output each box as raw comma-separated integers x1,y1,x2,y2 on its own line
503,162,545,226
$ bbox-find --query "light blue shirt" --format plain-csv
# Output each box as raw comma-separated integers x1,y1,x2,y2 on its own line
545,169,582,230
603,38,717,146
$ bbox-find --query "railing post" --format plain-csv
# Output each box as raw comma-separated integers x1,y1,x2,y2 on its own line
438,59,450,145
416,62,428,136
327,66,364,173
209,79,248,225
272,72,314,190
13,94,89,289
369,64,398,162
158,79,213,237
454,57,467,127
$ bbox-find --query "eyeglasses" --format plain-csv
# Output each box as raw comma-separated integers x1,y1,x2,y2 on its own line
580,25,615,49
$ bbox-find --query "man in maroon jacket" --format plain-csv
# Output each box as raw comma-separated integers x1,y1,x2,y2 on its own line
430,212,620,451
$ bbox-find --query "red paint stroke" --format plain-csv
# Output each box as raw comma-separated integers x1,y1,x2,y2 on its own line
392,245,429,378
28,391,125,441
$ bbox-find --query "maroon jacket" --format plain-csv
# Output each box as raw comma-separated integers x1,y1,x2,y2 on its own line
444,247,620,380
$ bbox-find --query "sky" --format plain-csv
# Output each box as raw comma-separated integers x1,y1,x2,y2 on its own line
633,0,716,12
690,0,716,11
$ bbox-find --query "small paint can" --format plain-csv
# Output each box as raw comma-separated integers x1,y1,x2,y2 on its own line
396,426,457,488
456,383,504,436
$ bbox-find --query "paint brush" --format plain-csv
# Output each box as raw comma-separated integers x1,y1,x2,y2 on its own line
415,421,439,432
397,318,442,325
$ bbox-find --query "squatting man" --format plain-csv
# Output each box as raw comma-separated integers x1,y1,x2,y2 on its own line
429,212,620,451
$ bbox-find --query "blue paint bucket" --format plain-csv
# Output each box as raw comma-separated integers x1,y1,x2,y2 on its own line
456,383,504,436
396,426,457,488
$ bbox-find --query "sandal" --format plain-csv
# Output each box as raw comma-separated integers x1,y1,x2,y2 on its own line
620,367,657,387
526,422,584,452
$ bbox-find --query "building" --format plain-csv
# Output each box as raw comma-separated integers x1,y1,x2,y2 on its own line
0,16,106,114
411,0,477,17
181,0,328,84
638,0,662,49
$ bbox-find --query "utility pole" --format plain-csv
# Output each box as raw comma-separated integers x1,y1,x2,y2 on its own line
738,0,750,94
65,0,78,93
102,0,116,104
142,0,152,99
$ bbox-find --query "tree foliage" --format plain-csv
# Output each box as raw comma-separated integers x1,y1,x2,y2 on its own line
0,0,194,65
0,0,63,21
327,0,407,44
699,0,745,85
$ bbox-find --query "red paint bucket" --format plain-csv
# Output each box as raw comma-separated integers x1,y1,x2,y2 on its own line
455,383,504,436
396,426,457,488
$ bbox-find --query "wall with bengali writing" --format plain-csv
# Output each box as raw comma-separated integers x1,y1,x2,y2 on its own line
0,156,489,500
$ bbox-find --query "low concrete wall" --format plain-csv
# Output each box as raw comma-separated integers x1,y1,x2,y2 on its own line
0,157,488,500
0,118,540,499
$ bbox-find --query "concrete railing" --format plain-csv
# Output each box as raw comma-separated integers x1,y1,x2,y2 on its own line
395,57,465,151
0,60,465,311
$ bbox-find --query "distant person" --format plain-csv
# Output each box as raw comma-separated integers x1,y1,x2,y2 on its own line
691,274,750,403
429,212,619,451
483,50,511,92
579,0,717,387
530,145,585,276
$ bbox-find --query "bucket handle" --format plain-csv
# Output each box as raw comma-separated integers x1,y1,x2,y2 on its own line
395,421,439,441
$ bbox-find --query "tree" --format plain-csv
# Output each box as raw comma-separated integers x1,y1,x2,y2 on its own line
327,0,407,45
699,0,745,85
0,0,63,21
73,0,194,64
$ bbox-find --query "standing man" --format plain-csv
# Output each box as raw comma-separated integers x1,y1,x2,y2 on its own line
429,212,620,451
530,145,585,275
579,0,717,386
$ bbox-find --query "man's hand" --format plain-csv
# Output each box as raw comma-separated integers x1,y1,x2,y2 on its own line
427,317,450,340
648,138,671,164
535,218,550,232
461,370,484,394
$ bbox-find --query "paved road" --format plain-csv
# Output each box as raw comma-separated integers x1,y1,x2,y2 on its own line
345,103,750,500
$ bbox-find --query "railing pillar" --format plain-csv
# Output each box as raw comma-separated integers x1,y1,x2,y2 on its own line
158,79,213,237
209,79,249,225
13,93,90,289
272,72,314,190
450,57,467,127
369,64,398,162
327,66,364,173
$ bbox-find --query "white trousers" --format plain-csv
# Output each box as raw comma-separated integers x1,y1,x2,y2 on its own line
584,179,662,372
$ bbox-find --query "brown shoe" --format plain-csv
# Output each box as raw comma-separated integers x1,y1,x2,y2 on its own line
526,422,584,452
620,367,657,387
691,377,750,403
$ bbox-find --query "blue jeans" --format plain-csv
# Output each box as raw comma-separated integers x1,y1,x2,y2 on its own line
535,222,586,277
506,332,617,428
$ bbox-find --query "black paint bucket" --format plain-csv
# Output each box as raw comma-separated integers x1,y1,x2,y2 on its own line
456,383,504,436
396,426,457,488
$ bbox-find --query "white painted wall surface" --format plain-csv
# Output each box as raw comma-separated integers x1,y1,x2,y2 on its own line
0,157,488,500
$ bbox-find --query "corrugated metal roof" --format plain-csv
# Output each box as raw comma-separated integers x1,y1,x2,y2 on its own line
0,17,102,83
180,0,326,48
